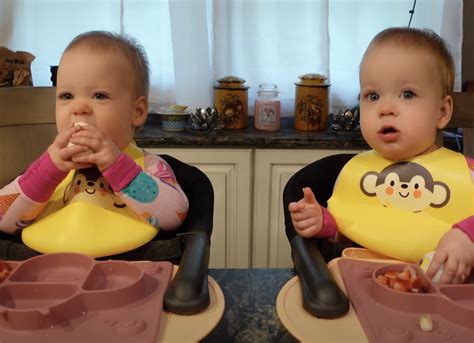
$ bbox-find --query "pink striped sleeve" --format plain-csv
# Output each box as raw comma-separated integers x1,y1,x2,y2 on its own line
102,153,142,192
18,151,68,202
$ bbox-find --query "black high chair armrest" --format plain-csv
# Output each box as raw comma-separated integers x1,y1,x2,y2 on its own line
291,235,349,318
164,231,210,315
283,153,355,318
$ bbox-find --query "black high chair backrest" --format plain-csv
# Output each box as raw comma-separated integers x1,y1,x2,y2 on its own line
282,91,474,319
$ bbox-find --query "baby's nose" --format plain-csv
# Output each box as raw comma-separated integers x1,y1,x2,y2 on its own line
378,98,396,116
72,100,92,115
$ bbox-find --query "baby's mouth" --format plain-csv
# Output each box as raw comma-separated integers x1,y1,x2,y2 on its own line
378,126,399,142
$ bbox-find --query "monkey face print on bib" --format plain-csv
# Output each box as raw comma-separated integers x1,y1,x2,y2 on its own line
328,148,473,262
22,144,157,257
360,162,450,213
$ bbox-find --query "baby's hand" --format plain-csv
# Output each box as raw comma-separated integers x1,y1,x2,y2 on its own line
288,187,323,238
68,124,121,171
47,125,93,172
426,229,474,284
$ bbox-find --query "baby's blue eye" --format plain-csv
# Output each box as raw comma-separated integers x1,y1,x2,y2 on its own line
401,90,415,100
367,92,379,102
59,93,73,100
94,92,108,100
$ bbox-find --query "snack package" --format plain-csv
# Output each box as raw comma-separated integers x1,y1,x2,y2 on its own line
0,46,35,87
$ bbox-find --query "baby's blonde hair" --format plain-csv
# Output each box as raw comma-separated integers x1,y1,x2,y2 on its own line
362,27,454,96
63,31,150,98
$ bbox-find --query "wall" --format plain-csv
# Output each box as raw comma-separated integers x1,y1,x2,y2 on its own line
463,0,474,84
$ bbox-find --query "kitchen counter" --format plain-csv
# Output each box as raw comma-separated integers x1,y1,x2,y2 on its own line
136,116,461,151
136,116,369,150
203,268,298,342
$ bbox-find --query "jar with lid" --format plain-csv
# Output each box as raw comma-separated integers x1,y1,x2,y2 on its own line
254,83,281,131
294,73,330,131
213,76,249,129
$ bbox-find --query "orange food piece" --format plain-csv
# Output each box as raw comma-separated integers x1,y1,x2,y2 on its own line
376,266,425,293
0,260,10,283
376,275,388,285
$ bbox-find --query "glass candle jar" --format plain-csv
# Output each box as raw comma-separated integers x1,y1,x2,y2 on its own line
254,83,281,131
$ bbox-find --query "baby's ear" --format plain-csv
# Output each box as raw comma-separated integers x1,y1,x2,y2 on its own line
132,96,149,127
437,95,453,129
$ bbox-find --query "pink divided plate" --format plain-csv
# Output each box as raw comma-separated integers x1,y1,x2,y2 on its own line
338,259,474,342
277,249,474,342
0,253,224,342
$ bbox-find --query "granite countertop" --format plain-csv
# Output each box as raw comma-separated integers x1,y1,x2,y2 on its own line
136,116,369,150
135,114,462,152
136,115,462,152
203,268,298,342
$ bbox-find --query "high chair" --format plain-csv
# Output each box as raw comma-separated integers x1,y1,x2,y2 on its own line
282,91,474,319
0,86,215,315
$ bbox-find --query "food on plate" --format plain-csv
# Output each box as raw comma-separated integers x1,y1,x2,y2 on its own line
0,260,10,283
419,314,433,332
376,265,424,293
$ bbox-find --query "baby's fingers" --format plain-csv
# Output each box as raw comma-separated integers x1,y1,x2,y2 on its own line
294,221,320,238
303,187,318,205
54,126,82,148
288,200,306,213
290,207,318,222
451,263,468,284
439,256,459,284
425,250,447,280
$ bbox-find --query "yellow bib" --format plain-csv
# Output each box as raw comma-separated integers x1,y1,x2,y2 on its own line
328,148,473,262
22,144,158,257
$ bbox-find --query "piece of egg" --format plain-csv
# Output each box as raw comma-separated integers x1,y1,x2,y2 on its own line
419,251,443,283
68,122,89,147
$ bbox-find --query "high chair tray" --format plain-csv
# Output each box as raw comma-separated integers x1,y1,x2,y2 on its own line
0,253,224,342
277,254,474,342
158,266,225,342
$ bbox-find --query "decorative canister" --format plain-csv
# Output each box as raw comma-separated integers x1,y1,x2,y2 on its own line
213,76,249,129
294,73,330,131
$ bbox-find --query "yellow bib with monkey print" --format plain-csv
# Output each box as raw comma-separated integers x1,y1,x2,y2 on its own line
22,144,158,257
327,148,473,263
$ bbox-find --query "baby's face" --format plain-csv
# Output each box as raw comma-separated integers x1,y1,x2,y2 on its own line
359,43,451,161
55,47,146,150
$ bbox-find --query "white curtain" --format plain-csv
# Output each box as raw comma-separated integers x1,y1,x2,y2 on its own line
0,0,463,116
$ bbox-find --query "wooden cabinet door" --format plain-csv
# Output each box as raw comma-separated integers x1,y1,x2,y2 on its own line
148,148,253,268
252,149,361,268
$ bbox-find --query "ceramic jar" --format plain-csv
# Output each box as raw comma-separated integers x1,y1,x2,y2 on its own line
213,76,249,129
294,73,330,131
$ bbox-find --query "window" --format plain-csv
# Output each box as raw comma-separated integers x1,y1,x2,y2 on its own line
0,0,462,115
